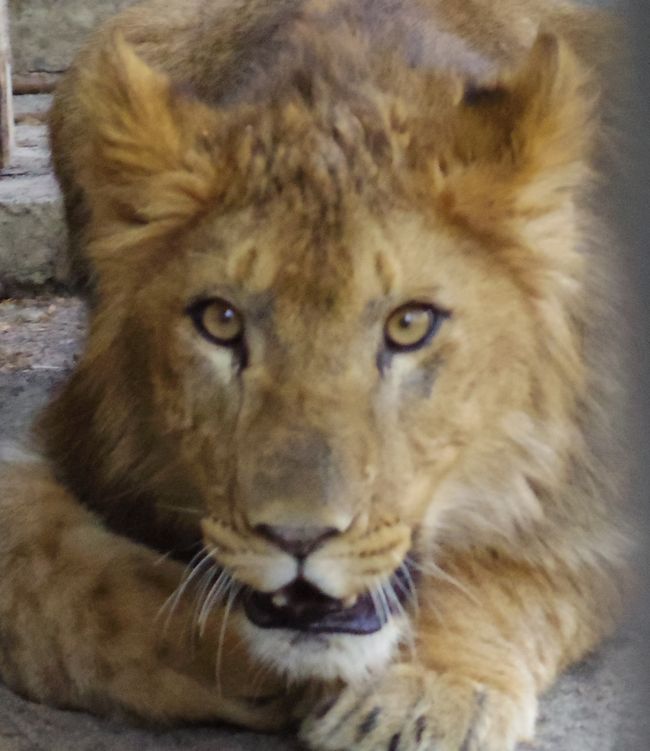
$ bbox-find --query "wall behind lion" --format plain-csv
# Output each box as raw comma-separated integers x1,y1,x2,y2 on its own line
617,1,650,747
6,0,619,77
8,0,134,76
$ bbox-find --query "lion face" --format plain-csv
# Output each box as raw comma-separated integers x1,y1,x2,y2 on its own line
61,33,594,681
117,196,538,679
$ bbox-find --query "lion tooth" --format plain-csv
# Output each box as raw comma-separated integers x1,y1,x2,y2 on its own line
342,595,358,608
272,592,289,608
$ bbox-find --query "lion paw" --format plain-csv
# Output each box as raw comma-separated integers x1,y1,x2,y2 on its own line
299,664,534,751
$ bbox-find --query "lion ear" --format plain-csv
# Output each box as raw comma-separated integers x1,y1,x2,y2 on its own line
435,33,597,237
459,32,595,176
74,34,223,229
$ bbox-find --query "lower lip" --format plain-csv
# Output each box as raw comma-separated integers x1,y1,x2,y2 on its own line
244,589,385,634
242,568,414,636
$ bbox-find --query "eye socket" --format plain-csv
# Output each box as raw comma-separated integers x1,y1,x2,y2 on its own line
384,303,443,352
187,298,244,346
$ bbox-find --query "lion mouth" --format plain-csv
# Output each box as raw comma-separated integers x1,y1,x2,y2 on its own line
242,568,413,635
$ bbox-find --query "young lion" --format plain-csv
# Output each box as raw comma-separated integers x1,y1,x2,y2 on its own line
0,0,629,748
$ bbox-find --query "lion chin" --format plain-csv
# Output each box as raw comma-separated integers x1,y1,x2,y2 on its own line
234,572,414,682
240,616,406,684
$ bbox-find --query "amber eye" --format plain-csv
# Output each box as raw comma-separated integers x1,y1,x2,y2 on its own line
187,298,244,346
384,303,443,352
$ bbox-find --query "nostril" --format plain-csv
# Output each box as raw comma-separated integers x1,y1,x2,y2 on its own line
254,524,338,558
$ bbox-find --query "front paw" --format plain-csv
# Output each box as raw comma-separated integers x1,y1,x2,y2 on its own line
300,664,534,751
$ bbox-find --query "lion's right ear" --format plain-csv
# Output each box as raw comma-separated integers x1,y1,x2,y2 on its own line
74,35,224,231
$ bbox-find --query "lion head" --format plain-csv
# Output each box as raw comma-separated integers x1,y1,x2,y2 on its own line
42,26,601,683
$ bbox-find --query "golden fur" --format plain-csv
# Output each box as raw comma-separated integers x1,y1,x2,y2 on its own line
0,1,629,749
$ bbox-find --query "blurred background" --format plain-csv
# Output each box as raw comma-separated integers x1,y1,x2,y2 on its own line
615,0,650,744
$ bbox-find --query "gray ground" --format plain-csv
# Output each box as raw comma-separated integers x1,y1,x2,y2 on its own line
0,298,646,749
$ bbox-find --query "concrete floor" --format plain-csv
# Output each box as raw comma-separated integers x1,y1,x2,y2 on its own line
0,298,647,750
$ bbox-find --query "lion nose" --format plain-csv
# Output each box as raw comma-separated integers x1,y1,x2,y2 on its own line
255,524,338,559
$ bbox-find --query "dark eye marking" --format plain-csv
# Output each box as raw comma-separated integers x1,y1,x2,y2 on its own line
402,353,443,399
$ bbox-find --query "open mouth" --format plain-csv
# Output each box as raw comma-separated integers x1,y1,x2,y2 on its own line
243,566,414,635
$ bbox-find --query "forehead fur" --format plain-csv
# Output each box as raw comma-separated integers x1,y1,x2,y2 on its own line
75,26,597,307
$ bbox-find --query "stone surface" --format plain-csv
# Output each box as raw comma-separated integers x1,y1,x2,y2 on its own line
0,111,66,289
6,0,618,77
8,0,134,75
0,297,646,750
0,295,83,373
3,113,50,174
0,171,65,287
12,93,49,122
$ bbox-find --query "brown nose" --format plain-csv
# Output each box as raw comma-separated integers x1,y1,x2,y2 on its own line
255,524,338,558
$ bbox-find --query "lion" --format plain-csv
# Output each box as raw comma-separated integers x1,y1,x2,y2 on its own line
0,0,630,748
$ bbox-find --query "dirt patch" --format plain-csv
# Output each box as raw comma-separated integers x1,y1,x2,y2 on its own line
0,296,85,374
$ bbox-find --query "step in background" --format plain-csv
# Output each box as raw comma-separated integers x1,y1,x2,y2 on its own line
3,0,135,290
0,93,65,290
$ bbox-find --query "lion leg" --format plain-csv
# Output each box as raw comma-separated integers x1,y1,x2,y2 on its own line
0,457,288,731
301,552,623,751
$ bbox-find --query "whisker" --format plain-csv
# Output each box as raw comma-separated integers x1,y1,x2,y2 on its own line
401,561,418,599
191,563,222,639
395,562,419,616
157,503,204,517
368,588,382,626
406,555,479,606
215,582,241,697
156,545,214,633
153,550,173,566
382,580,404,621
198,568,232,636
374,583,391,626
249,654,276,698
382,580,417,663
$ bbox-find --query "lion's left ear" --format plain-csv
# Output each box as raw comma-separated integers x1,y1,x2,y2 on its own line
434,33,598,238
73,34,225,234
472,33,594,170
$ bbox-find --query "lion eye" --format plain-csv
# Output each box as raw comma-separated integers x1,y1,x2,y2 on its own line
384,303,442,352
187,298,244,346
